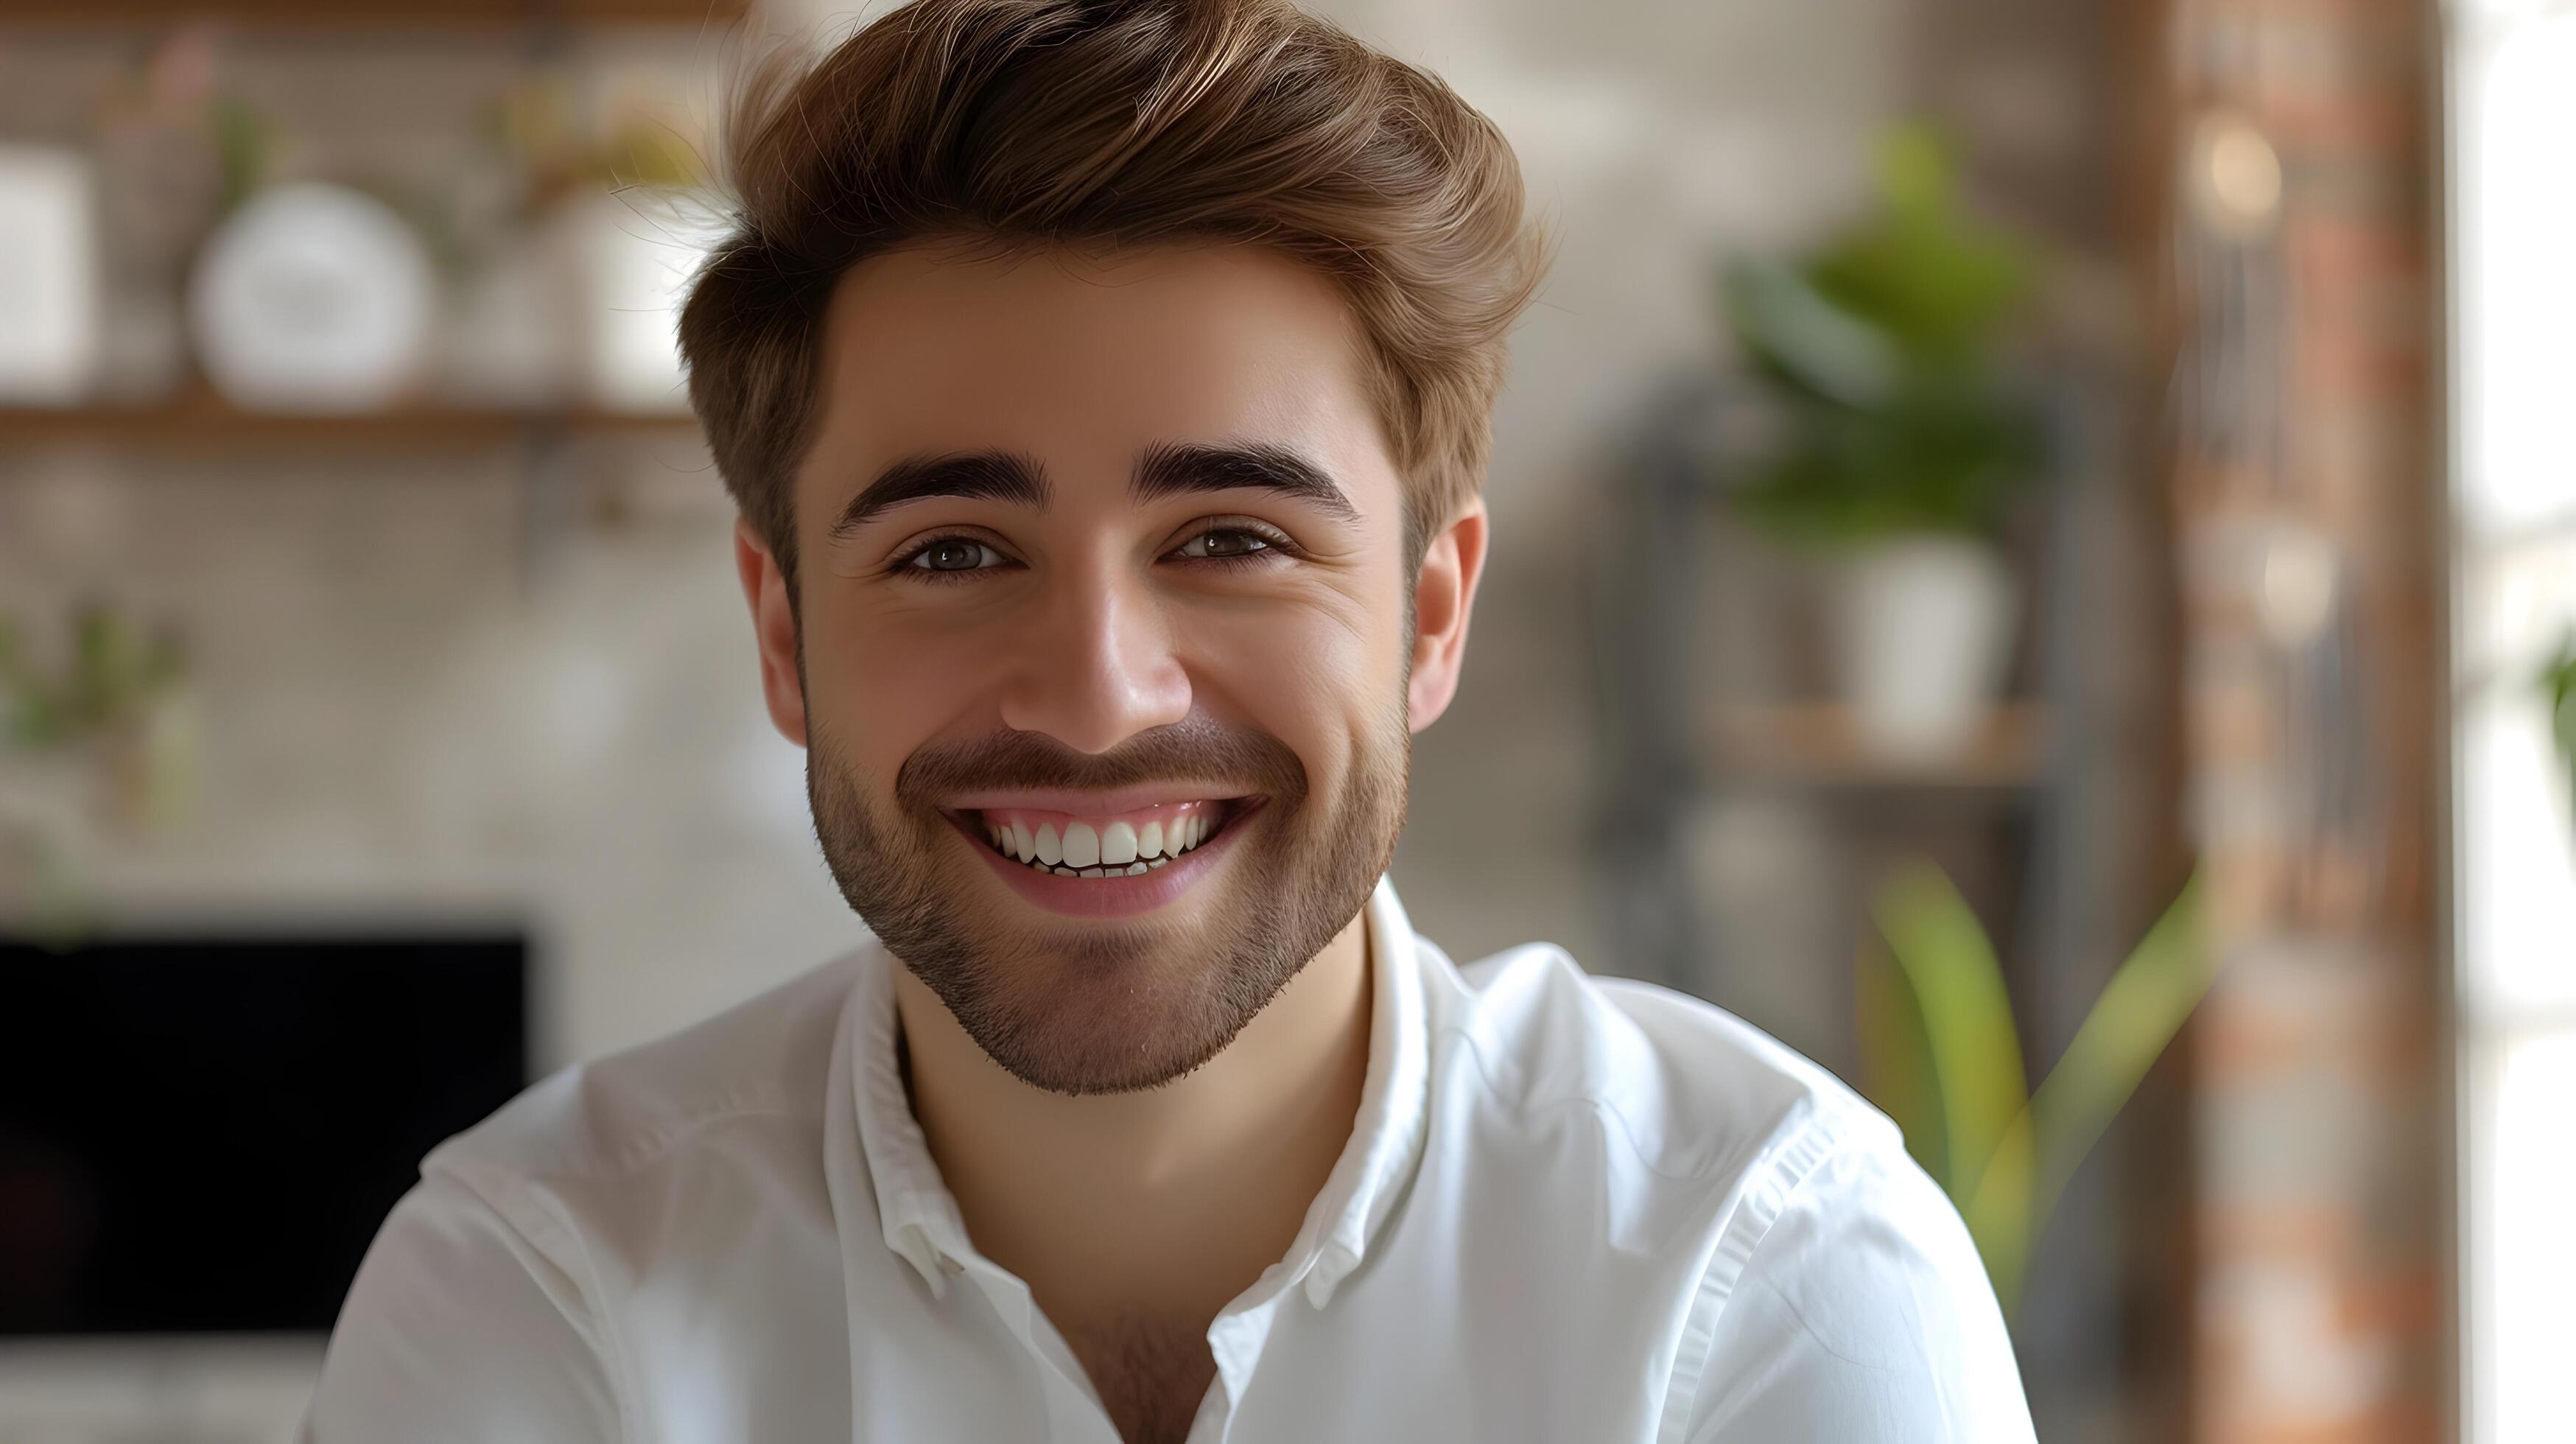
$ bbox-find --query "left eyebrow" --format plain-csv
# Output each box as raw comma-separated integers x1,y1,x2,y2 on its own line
1131,441,1360,525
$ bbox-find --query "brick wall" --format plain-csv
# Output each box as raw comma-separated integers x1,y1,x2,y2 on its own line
2161,0,2448,1439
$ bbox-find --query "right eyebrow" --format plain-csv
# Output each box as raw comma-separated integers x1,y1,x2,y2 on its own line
826,450,1053,539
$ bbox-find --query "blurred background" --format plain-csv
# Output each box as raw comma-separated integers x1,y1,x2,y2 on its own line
0,0,2564,1440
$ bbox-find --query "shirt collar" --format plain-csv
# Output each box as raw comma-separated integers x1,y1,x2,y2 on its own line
848,874,1431,1310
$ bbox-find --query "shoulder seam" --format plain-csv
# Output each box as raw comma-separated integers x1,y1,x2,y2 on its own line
431,1096,826,1185
1652,1107,1867,1444
425,1167,636,1442
428,1097,825,1437
438,955,863,1181
1441,995,1878,1185
1447,1025,1758,1184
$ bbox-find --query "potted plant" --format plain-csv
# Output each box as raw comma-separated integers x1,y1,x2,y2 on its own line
0,605,194,942
1719,125,2046,760
1856,861,2205,1318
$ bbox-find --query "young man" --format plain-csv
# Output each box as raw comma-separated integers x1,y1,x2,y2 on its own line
306,1,2035,1440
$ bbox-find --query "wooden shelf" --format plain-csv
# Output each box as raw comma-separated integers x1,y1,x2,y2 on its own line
0,393,701,452
4,0,750,30
1700,701,2051,790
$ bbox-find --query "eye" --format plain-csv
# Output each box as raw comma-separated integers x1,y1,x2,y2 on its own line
1170,526,1282,562
896,536,1011,578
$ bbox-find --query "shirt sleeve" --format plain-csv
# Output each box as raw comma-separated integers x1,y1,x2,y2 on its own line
1681,1126,2038,1444
299,1169,624,1444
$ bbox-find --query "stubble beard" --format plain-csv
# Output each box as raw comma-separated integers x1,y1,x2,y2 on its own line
804,701,1409,1096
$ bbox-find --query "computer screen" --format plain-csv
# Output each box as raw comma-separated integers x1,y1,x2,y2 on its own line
0,933,527,1334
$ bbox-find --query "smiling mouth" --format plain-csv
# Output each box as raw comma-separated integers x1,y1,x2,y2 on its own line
957,797,1252,879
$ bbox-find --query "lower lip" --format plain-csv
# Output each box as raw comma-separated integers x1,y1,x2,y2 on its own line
947,802,1261,919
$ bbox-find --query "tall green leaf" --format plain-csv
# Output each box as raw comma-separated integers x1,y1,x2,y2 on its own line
1869,865,2027,1227
1864,863,2210,1319
1965,874,2206,1311
1855,934,1945,1180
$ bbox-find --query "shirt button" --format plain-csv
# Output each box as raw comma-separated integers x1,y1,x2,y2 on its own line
938,1254,965,1277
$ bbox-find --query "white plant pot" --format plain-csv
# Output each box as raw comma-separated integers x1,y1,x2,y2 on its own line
1825,536,2017,762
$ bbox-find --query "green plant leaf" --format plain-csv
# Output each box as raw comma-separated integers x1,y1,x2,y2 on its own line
2544,634,2576,825
1856,860,2212,1322
211,95,273,214
1,605,190,754
1714,119,2046,550
1807,124,2036,361
2029,873,2205,1222
1722,259,1904,410
1855,935,1946,1180
1869,864,2029,1225
1965,871,2208,1314
1963,1106,2035,1317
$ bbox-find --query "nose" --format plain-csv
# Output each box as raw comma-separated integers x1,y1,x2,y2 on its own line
994,552,1194,754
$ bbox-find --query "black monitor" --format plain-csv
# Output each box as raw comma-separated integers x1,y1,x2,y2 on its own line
0,931,528,1335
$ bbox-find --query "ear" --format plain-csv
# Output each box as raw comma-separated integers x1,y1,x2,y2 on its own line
734,517,809,748
1406,498,1488,734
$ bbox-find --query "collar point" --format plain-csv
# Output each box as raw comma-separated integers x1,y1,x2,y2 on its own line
1302,1240,1362,1309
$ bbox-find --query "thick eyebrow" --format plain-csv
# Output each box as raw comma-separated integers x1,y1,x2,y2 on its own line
827,449,1052,539
825,439,1358,540
1132,441,1359,524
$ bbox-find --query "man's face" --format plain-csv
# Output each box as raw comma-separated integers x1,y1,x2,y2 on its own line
736,241,1482,1096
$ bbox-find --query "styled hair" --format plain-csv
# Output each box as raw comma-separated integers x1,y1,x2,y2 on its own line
676,0,1551,598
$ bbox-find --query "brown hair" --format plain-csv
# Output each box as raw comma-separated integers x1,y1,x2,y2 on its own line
677,0,1551,600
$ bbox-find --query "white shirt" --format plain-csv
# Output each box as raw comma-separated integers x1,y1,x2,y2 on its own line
303,877,2035,1443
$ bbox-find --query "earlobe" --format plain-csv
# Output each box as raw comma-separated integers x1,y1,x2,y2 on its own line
1405,500,1489,734
733,518,810,748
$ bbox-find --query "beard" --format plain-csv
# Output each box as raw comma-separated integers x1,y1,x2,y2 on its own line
804,700,1409,1096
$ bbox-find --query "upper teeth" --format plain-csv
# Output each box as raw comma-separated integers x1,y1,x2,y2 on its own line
981,808,1218,876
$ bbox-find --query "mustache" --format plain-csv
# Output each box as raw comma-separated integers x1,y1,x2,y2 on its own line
893,712,1308,807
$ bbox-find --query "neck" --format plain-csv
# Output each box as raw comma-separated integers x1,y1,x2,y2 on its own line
892,908,1374,1322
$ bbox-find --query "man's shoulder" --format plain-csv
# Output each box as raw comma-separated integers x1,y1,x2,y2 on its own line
1419,935,2031,1439
422,947,868,1191
312,953,876,1439
1423,935,1901,1191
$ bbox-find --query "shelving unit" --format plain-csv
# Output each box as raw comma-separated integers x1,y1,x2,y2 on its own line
0,0,729,449
1582,372,2085,1000
4,0,749,28
1585,362,2183,1444
0,393,701,452
1701,700,2052,791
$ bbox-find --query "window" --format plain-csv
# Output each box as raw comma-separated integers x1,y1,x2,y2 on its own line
2448,4,2576,1440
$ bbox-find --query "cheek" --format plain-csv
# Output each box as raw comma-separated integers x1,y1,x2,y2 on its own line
1186,596,1396,763
807,608,1003,763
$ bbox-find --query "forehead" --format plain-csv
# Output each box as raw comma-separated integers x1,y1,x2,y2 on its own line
805,240,1388,494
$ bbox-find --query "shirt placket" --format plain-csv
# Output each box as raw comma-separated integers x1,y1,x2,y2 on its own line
1197,1295,1289,1443
954,1252,1129,1444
